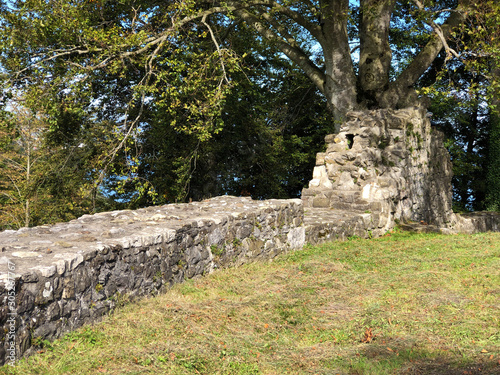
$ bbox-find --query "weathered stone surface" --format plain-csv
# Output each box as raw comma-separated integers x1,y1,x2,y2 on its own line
0,196,304,365
302,107,500,243
1,107,500,367
302,107,456,232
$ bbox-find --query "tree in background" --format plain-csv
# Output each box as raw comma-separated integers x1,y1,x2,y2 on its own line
419,1,500,211
487,64,500,211
0,93,119,229
0,104,46,228
0,102,81,229
466,1,500,211
128,23,336,205
0,0,498,218
422,72,490,212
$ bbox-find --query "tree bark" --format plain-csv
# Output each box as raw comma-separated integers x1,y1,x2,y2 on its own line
319,0,358,120
232,0,359,121
226,0,470,117
358,0,396,107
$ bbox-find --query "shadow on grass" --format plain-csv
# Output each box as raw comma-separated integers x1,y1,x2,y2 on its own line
353,341,500,375
399,360,499,375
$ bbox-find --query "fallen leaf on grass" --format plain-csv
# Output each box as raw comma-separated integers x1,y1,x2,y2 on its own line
361,327,375,343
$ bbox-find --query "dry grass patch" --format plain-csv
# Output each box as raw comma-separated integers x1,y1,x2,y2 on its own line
2,230,499,374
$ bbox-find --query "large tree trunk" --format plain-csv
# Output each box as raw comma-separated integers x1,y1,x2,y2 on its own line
358,0,396,108
319,0,358,121
317,0,469,116
224,0,472,120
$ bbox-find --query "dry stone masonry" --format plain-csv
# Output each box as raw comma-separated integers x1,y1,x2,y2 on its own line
1,107,499,366
0,196,304,364
302,107,454,232
302,106,499,238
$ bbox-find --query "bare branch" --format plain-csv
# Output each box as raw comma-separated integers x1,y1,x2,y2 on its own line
0,154,26,171
6,174,23,200
0,191,19,202
412,0,460,60
10,5,240,81
201,14,230,87
0,208,23,229
12,46,105,80
261,12,300,48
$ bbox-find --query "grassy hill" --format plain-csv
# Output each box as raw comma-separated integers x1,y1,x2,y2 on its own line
2,230,500,374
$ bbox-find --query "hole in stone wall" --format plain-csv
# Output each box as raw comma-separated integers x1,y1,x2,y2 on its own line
346,134,354,149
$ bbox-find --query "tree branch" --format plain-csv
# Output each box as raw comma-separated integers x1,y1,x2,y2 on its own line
10,5,242,80
243,0,324,43
412,0,460,60
380,1,469,107
233,7,326,94
201,14,230,88
0,154,26,171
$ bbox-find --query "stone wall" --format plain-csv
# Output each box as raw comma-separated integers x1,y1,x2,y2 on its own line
0,196,305,365
302,107,456,235
1,107,500,366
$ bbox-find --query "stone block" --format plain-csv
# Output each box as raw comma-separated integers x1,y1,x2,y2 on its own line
326,143,347,153
337,172,356,191
338,192,356,203
312,165,326,179
61,278,75,300
387,117,405,129
316,153,326,166
351,137,371,150
326,163,339,178
325,134,341,144
312,197,330,208
377,213,391,228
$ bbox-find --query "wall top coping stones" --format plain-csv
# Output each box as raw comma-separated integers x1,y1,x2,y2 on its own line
0,196,303,286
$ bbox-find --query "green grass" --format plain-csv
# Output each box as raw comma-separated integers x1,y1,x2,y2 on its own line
3,230,500,374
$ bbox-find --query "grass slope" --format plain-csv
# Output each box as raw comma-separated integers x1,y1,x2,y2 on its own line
2,230,500,374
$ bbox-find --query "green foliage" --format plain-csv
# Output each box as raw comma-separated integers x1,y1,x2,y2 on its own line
0,0,241,210
0,0,498,216
457,1,500,211
31,336,53,351
122,22,336,205
486,111,500,211
0,103,108,229
424,85,490,212
210,244,225,256
417,1,500,212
